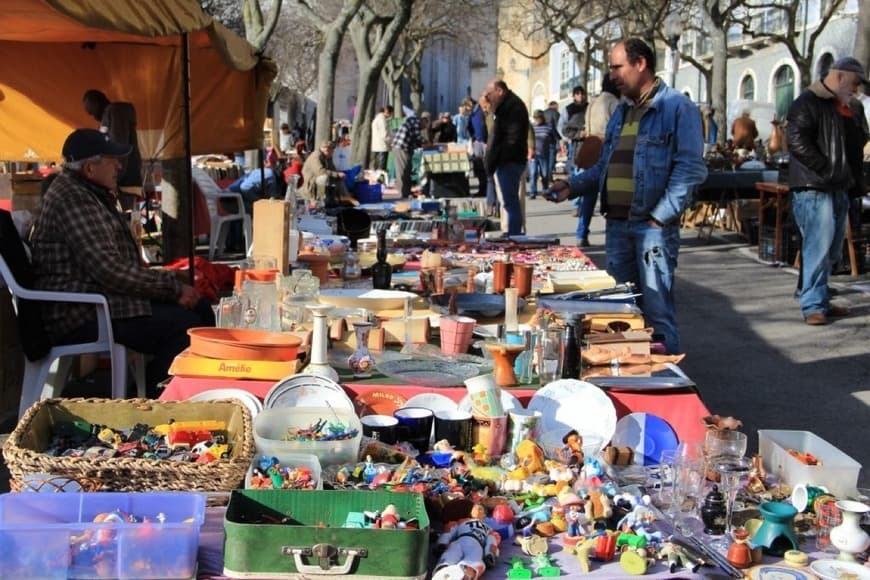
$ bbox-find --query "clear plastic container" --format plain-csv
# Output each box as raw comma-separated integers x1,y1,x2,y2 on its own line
254,407,362,467
759,430,861,497
245,452,323,490
0,492,205,579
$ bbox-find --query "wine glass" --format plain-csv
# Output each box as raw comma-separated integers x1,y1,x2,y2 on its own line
710,455,753,552
704,430,747,459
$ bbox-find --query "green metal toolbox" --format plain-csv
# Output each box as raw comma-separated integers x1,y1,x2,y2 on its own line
223,489,430,579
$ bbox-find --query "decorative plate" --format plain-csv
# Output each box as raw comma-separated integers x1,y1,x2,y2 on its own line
429,293,527,319
745,565,818,580
526,379,617,448
264,374,354,410
354,390,408,417
188,388,263,420
809,560,870,580
376,359,480,387
610,412,679,466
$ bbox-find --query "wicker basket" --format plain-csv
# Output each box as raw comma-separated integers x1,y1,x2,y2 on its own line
3,398,255,492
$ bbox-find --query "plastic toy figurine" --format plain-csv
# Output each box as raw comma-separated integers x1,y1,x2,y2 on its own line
579,456,604,487
584,489,612,523
363,455,377,484
559,430,584,466
560,493,586,538
380,504,399,529
530,553,561,576
617,495,656,531
506,556,533,579
518,503,553,537
432,504,500,580
657,537,703,574
508,440,547,480
471,443,490,465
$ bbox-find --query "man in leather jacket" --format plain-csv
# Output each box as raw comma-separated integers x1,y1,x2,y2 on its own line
786,56,869,325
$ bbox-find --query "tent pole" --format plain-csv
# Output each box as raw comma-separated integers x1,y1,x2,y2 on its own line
181,32,195,285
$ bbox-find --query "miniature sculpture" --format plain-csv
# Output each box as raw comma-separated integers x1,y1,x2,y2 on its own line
432,504,500,580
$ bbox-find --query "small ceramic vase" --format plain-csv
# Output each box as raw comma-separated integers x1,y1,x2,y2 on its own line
726,528,753,569
754,501,799,556
347,321,374,378
701,485,727,535
484,342,526,387
306,304,339,381
829,500,870,562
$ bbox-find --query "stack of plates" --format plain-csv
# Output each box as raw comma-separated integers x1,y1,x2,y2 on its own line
264,374,354,410
527,379,617,450
188,389,263,420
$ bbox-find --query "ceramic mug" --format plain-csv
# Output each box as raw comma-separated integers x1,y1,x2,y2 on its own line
394,407,435,453
434,410,473,451
471,414,508,458
360,414,399,445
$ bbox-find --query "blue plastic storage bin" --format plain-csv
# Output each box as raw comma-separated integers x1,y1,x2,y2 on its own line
0,492,205,579
355,182,383,204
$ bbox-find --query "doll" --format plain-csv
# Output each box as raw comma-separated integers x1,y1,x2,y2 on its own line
433,504,501,580
559,430,584,466
560,493,586,538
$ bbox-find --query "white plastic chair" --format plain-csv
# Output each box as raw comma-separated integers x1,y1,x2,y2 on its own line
0,255,146,418
192,166,252,260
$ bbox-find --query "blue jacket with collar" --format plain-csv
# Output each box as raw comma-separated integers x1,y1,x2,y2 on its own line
566,83,707,225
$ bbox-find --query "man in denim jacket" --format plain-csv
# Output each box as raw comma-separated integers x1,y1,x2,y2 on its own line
549,38,707,354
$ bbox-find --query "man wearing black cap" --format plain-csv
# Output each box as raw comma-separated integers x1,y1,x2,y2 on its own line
29,129,214,397
786,56,869,326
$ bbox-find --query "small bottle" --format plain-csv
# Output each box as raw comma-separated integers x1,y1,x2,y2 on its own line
561,317,582,379
341,248,361,283
371,229,392,290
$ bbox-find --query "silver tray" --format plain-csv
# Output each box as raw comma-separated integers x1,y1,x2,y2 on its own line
376,359,480,387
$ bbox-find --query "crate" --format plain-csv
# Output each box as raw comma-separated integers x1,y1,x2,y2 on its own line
253,407,362,468
11,173,43,212
223,489,429,579
0,492,205,579
758,430,861,497
2,398,255,492
758,224,800,264
354,183,383,204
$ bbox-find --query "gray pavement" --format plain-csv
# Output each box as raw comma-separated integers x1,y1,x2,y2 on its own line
522,195,870,488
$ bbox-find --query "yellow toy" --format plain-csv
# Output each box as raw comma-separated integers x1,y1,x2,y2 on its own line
508,440,546,480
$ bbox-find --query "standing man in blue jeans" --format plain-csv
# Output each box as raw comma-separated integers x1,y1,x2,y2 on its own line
786,57,868,325
548,39,706,354
483,79,531,236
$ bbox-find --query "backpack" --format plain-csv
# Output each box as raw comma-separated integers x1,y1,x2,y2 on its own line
563,112,584,141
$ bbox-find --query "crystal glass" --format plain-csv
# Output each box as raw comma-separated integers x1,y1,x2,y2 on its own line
705,430,748,459
710,455,753,552
671,455,706,536
217,295,241,328
536,327,563,385
658,449,677,506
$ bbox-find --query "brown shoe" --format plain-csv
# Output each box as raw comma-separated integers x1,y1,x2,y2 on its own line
571,210,579,218
827,305,849,317
805,312,828,325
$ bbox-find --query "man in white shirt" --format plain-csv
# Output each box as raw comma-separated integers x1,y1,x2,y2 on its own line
371,105,394,170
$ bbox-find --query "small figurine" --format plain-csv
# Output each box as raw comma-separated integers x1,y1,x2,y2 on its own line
530,553,561,576
432,504,500,580
518,503,554,537
363,455,377,484
509,440,547,480
559,430,584,466
657,537,703,574
560,493,586,538
380,504,399,529
471,443,490,465
506,556,533,579
579,456,604,487
584,490,612,523
617,495,656,532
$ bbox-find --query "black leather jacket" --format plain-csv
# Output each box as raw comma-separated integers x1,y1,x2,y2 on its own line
485,90,530,175
786,81,866,192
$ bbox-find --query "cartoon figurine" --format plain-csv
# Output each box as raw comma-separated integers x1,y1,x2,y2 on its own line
657,537,703,574
380,504,399,529
433,504,501,580
560,493,586,538
584,489,612,524
518,503,554,537
363,455,376,484
558,430,584,466
617,495,656,532
509,440,547,480
471,443,490,465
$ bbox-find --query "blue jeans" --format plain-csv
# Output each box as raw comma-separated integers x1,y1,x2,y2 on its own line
494,162,525,236
566,141,576,174
575,191,598,240
605,220,681,354
791,190,848,317
527,155,548,196
547,144,557,180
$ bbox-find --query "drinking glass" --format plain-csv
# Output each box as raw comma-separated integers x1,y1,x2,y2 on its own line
217,295,241,328
658,449,677,506
671,456,706,536
710,455,753,552
536,327,563,385
815,500,842,553
704,430,748,459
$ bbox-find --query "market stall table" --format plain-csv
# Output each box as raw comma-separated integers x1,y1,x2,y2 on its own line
755,181,791,263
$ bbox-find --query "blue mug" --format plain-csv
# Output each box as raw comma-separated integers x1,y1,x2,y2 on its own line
393,407,434,453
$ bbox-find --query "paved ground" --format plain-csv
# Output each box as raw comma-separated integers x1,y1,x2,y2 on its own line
522,195,870,488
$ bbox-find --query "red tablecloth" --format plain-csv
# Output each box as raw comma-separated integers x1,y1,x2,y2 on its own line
161,376,710,442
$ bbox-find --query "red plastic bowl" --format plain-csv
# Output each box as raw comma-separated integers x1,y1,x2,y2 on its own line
187,328,301,361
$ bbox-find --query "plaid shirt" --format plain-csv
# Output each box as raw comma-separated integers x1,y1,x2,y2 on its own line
391,116,422,152
30,169,183,342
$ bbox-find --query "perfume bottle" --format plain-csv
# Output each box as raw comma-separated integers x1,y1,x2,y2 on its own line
371,228,392,290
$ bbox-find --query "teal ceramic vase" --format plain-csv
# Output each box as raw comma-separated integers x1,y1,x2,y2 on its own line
754,501,799,556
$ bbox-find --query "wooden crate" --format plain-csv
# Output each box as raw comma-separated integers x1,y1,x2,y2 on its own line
11,173,43,212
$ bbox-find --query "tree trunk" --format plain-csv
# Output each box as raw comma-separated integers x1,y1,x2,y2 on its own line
408,56,424,114
710,27,728,146
392,79,403,114
160,158,193,263
855,0,870,70
315,36,342,148
797,60,811,90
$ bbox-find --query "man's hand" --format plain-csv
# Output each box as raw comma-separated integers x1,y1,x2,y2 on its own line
647,219,663,229
178,284,200,309
547,180,571,203
528,147,535,160
338,171,346,179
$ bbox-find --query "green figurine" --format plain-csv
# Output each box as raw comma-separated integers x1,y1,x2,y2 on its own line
506,557,532,579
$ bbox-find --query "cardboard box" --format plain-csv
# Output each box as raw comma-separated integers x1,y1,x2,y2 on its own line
253,199,292,274
11,173,43,212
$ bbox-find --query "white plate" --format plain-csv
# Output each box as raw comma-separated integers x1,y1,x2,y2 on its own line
188,388,263,420
264,374,354,411
318,289,419,310
527,379,617,448
458,389,522,416
403,393,459,415
810,560,870,580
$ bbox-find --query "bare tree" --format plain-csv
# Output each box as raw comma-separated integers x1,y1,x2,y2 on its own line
269,14,321,98
243,0,283,51
347,0,414,166
739,0,847,88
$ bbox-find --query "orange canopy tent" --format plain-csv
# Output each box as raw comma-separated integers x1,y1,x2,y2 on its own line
0,0,276,163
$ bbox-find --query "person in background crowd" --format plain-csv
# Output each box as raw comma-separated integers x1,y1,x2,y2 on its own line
392,112,431,199
543,100,561,181
574,75,621,247
731,110,759,150
549,38,707,354
483,79,531,236
279,122,293,153
371,105,394,171
469,98,492,207
419,111,434,145
454,99,473,143
301,140,359,207
528,110,559,199
433,112,458,143
82,90,143,196
561,86,588,176
30,129,213,397
786,56,868,325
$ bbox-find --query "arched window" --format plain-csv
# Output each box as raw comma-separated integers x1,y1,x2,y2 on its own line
740,75,755,100
774,65,795,119
817,53,834,80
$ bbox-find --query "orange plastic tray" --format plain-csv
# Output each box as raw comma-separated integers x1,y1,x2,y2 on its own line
187,327,301,361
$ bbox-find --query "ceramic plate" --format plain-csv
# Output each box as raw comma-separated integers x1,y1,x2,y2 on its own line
264,374,354,411
745,565,818,580
376,359,480,387
354,390,408,417
429,293,527,319
527,379,617,448
610,412,679,466
458,389,521,416
318,289,419,310
809,560,870,580
188,388,263,420
404,393,459,415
